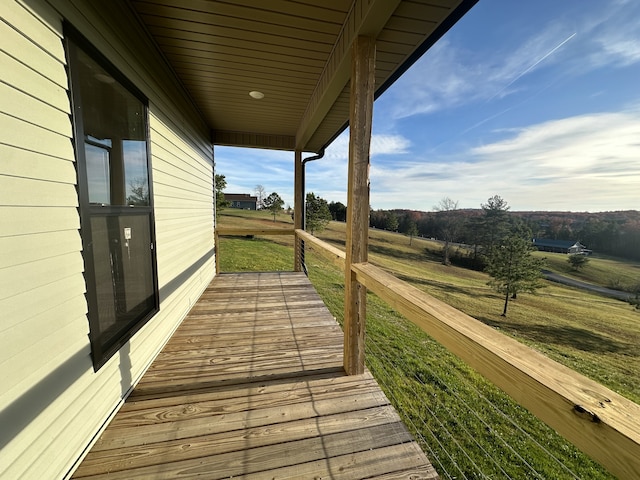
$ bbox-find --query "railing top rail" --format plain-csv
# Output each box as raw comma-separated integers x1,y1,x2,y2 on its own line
295,229,346,271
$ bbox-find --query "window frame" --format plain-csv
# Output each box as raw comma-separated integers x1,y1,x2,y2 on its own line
65,23,159,371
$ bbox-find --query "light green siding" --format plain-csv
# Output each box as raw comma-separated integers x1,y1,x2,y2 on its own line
0,0,215,478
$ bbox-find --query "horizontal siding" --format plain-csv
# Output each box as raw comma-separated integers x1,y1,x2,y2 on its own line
0,143,76,183
0,302,88,398
0,251,85,301
0,7,85,478
0,1,214,479
0,81,71,136
150,108,214,302
0,175,78,207
0,230,83,272
0,110,74,160
0,51,69,113
1,274,87,333
0,206,80,236
0,16,67,88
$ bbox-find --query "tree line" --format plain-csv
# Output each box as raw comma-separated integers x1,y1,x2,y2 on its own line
370,205,640,262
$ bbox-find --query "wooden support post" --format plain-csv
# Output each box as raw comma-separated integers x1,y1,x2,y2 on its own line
294,150,303,272
344,36,375,375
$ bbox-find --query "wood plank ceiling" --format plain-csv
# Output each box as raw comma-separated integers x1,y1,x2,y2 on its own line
130,0,477,152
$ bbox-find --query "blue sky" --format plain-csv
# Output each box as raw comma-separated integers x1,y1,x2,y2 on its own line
215,0,640,212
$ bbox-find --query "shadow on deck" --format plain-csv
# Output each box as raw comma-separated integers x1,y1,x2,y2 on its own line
72,272,436,479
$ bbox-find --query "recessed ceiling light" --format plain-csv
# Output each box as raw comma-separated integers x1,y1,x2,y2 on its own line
249,90,265,99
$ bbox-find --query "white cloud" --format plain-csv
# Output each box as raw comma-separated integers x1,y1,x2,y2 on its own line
323,131,410,161
214,132,410,208
305,132,411,203
216,109,640,212
368,110,640,211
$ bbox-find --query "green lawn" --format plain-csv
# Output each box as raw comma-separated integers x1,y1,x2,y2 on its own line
217,211,639,479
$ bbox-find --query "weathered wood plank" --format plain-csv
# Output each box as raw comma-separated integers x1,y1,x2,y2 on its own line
75,424,415,479
71,272,436,479
133,351,344,390
122,370,381,411
74,405,402,476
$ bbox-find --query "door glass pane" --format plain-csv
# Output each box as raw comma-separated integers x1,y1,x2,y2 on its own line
76,47,149,206
124,140,150,206
85,143,111,205
90,214,155,347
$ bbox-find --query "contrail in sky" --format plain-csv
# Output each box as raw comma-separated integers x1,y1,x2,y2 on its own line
488,32,577,102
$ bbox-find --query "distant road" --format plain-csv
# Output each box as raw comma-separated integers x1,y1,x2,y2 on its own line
542,270,632,302
371,228,633,302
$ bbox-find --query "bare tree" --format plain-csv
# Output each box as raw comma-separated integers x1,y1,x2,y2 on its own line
434,197,460,265
254,184,266,210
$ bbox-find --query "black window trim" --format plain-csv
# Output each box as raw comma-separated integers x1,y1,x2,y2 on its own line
64,22,159,371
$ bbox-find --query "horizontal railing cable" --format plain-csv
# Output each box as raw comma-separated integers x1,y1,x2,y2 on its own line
365,338,474,480
440,353,583,480
363,313,588,479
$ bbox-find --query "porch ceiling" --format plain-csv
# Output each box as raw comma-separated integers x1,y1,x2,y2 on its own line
130,0,477,152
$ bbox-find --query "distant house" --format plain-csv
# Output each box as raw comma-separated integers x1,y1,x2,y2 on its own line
532,239,591,255
225,194,258,210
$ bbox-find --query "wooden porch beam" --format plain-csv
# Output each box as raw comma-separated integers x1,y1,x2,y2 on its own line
213,130,296,151
344,36,376,376
295,0,400,151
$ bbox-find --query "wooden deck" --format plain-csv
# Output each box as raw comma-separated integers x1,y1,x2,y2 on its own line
72,272,437,479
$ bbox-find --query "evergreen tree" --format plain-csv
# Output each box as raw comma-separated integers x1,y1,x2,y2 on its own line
328,201,347,222
305,192,332,234
214,174,229,214
485,229,545,316
263,192,284,221
568,254,590,270
406,220,419,245
481,195,511,255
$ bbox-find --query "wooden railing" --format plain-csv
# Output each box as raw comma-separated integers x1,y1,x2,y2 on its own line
214,227,640,479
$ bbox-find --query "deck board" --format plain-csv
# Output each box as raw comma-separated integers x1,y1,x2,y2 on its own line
72,272,437,479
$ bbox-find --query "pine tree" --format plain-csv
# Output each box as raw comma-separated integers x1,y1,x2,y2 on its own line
214,174,229,215
485,232,545,316
305,192,332,234
263,192,284,221
480,194,511,255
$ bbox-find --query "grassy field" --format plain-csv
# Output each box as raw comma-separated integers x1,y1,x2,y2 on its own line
216,209,639,479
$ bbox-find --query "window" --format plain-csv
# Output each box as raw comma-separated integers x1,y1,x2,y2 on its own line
66,25,158,370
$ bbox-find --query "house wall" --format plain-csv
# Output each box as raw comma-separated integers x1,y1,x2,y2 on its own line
231,201,258,210
0,1,215,478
